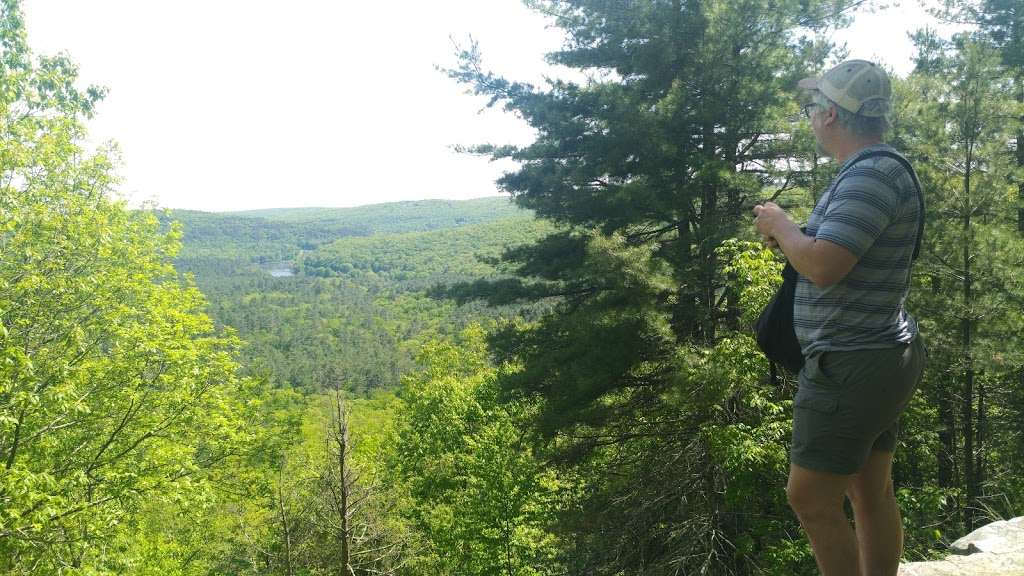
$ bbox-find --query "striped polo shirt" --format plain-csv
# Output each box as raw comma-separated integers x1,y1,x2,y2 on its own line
794,143,921,358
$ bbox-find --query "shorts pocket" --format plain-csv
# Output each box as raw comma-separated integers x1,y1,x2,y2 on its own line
794,392,838,414
792,389,842,452
809,353,849,390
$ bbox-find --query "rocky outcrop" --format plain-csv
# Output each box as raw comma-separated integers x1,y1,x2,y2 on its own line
899,517,1024,575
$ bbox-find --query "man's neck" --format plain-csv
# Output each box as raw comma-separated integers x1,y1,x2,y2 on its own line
833,138,885,165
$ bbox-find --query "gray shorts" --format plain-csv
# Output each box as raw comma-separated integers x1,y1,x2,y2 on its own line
791,334,928,475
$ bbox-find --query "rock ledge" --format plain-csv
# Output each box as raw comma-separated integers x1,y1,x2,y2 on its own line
899,517,1024,575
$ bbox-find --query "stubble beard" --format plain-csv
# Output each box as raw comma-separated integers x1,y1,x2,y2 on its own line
815,139,830,158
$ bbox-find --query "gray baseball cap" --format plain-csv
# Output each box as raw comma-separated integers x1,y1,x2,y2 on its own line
798,60,892,118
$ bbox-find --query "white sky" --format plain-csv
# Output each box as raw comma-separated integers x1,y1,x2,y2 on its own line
21,1,963,212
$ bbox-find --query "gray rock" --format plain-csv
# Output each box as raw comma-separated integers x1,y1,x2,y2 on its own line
899,517,1024,576
899,552,1024,575
949,517,1024,555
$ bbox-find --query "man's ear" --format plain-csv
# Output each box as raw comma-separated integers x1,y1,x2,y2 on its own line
823,104,838,127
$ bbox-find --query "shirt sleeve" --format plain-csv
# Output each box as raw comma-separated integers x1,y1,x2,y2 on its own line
814,173,899,258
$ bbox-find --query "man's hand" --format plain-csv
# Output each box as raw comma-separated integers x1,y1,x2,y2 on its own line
752,201,861,288
752,202,792,249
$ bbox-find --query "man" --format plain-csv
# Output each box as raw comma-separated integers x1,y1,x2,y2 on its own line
752,60,928,576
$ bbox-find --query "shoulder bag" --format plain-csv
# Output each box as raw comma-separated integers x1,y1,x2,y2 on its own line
753,150,925,375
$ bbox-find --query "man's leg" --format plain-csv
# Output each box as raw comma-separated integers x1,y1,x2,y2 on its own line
786,462,860,576
846,448,902,576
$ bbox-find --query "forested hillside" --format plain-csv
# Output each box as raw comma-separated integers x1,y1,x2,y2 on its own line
3,0,1024,574
170,197,527,262
169,203,556,392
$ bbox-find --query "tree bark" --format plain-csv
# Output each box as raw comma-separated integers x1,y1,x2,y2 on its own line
277,477,295,576
961,146,978,531
1017,73,1023,234
334,393,355,576
976,376,986,503
937,392,956,490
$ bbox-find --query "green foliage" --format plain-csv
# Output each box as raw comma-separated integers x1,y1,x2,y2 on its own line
0,3,262,570
167,196,527,265
298,216,556,291
5,0,1024,573
175,214,555,394
893,28,1024,540
717,239,785,327
434,0,861,569
391,325,564,575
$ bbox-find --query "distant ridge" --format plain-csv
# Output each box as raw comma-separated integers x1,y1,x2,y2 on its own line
219,196,518,222
166,195,534,264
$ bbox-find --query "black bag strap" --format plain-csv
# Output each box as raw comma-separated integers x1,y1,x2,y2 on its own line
816,149,925,261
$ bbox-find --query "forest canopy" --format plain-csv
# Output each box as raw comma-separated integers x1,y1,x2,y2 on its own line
2,0,1024,574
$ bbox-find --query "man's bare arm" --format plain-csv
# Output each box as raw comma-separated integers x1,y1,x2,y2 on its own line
772,220,859,289
752,201,860,288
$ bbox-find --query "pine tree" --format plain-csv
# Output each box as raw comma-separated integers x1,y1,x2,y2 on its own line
896,30,1024,533
936,0,1024,231
437,1,870,572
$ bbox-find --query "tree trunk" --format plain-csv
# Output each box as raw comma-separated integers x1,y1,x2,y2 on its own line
1017,74,1023,234
937,392,956,490
929,270,957,494
334,393,355,576
277,478,295,576
961,150,978,531
976,376,986,502
700,121,718,345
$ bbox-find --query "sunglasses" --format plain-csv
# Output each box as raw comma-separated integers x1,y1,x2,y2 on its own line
801,103,818,119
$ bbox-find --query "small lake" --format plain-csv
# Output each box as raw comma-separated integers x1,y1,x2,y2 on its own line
262,263,295,277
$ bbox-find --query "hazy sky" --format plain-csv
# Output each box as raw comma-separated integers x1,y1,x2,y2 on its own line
21,1,964,212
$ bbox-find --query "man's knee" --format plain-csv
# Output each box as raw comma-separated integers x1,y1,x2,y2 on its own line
787,462,853,525
787,482,844,524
